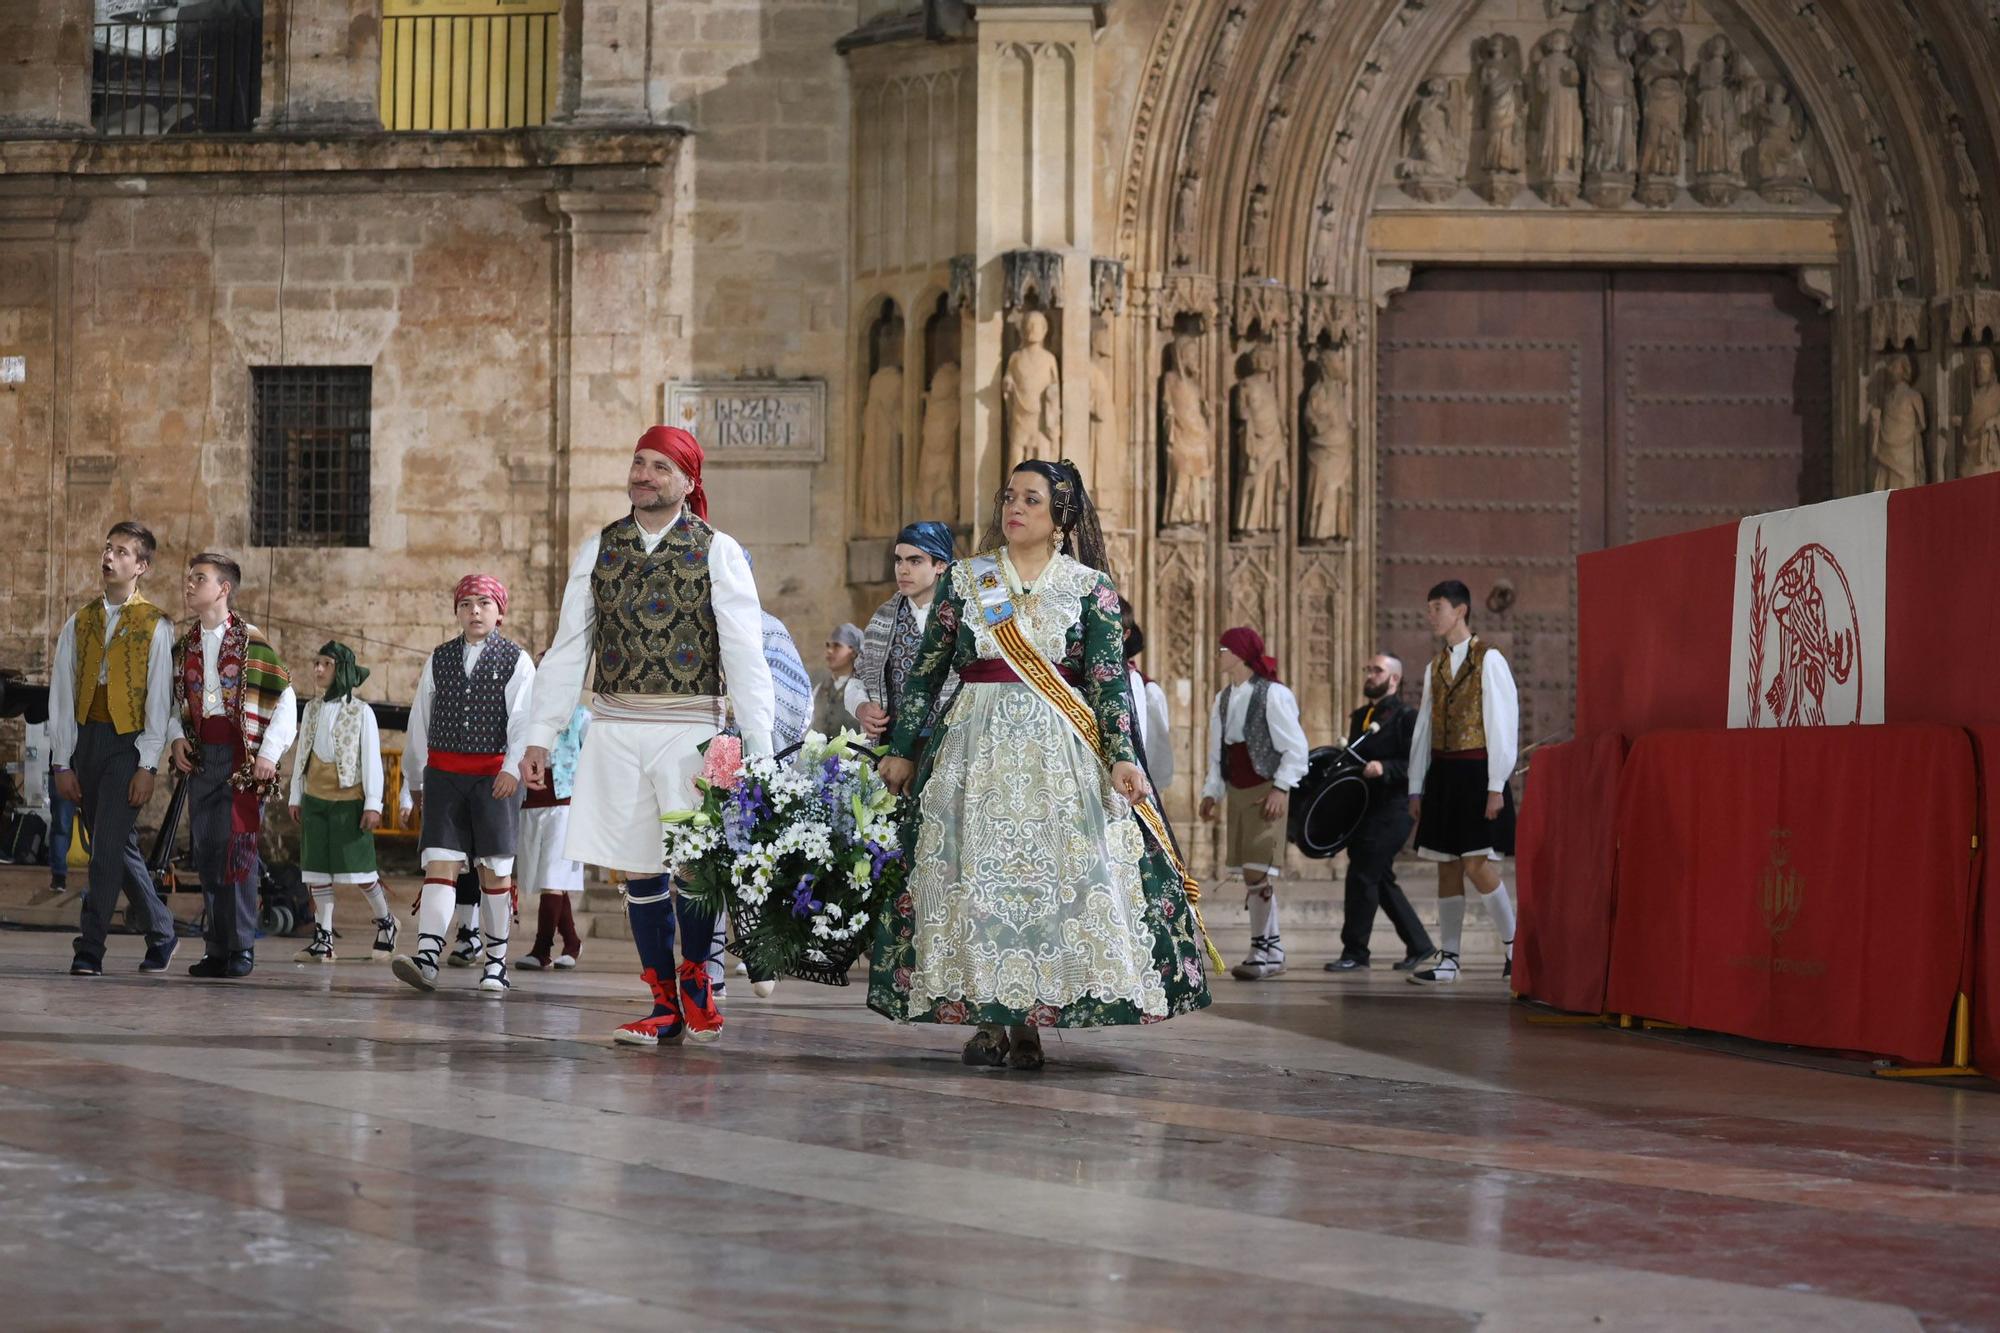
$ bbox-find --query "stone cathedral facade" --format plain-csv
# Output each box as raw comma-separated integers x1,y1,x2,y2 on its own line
3,0,1997,855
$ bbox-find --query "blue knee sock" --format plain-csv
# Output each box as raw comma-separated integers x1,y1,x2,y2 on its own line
625,878,678,1016
674,877,717,966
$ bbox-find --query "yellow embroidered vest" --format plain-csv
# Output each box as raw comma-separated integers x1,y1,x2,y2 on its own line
1428,638,1489,754
73,593,165,735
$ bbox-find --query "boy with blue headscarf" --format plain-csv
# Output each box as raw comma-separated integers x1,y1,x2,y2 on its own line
853,521,955,742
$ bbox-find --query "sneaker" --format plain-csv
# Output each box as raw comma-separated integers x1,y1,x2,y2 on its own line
479,960,510,995
613,968,683,1047
676,959,724,1043
70,955,102,977
1408,951,1461,986
446,925,483,968
139,938,180,973
553,954,579,970
517,954,548,971
391,936,443,993
370,915,398,961
188,954,228,978
226,951,255,978
293,926,336,964
1323,957,1368,973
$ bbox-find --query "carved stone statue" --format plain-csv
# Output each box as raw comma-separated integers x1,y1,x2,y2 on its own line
1752,84,1812,205
1531,32,1584,207
1398,77,1467,204
1232,343,1285,534
1634,27,1685,207
1252,106,1290,189
1161,334,1213,529
1300,344,1354,543
859,339,904,535
1202,7,1247,92
1184,89,1218,176
1088,321,1129,527
1477,35,1527,205
1962,348,2000,479
1172,172,1201,267
1308,204,1337,289
916,360,960,521
1870,354,1927,491
1690,34,1745,206
1241,188,1272,275
1579,0,1638,206
1002,310,1061,465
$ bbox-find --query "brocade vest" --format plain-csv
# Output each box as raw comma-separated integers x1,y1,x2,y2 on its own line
428,634,520,755
589,514,723,696
72,594,164,735
1428,638,1490,754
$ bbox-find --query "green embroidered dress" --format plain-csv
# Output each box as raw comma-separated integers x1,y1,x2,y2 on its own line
867,552,1212,1028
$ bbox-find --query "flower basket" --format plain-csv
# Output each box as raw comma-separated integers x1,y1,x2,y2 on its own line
663,730,908,987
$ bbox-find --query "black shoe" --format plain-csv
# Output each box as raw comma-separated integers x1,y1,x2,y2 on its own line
226,951,255,978
139,938,180,973
70,955,102,977
1392,953,1429,973
188,954,228,978
1503,956,1513,980
1324,957,1369,972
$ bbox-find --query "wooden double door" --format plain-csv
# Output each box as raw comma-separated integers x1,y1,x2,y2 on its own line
1375,268,1832,746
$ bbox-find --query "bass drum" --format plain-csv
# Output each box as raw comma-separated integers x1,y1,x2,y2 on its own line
1287,746,1371,860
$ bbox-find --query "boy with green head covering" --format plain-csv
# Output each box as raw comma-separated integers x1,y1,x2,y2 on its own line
287,641,394,962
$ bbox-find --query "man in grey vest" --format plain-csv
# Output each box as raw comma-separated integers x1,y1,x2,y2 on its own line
1200,626,1311,980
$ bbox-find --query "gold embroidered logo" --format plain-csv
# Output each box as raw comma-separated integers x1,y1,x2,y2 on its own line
1757,827,1802,940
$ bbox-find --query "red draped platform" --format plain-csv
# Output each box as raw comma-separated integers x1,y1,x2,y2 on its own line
1518,472,2000,1071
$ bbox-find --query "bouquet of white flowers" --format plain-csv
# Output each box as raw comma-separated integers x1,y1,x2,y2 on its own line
663,730,906,984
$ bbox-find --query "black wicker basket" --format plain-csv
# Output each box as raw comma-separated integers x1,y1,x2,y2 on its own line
724,894,871,986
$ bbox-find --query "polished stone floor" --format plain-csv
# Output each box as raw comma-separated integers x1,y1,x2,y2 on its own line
0,929,1993,1332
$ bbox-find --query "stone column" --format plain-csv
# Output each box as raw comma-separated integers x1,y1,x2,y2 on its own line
969,1,1098,499
0,0,93,133
262,0,380,132
554,1,652,125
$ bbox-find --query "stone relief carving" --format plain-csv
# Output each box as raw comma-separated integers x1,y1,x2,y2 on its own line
1003,310,1062,465
1752,84,1812,205
1183,89,1218,178
1578,0,1638,207
859,305,905,535
1951,289,2000,346
1689,34,1747,206
1869,353,1928,491
1271,31,1317,111
1308,203,1338,290
1398,77,1470,203
1091,258,1126,315
1201,6,1248,93
1088,319,1128,528
947,255,977,314
1002,250,1063,311
1634,27,1685,207
1241,188,1272,275
916,360,960,521
1252,106,1291,190
1231,342,1286,534
1870,295,1927,352
1300,343,1354,544
1160,334,1214,530
1476,35,1527,205
1531,32,1584,207
1961,348,2000,479
1172,173,1202,268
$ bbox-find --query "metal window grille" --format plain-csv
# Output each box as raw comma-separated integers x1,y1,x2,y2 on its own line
380,0,561,132
91,4,263,136
252,367,373,549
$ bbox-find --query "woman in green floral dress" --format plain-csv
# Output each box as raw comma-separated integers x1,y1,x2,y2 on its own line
874,460,1211,1069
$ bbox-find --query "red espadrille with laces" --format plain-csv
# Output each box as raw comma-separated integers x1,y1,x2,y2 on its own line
677,959,724,1044
613,967,685,1047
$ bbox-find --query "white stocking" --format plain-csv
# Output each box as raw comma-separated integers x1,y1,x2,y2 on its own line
1481,881,1517,958
479,890,511,965
1438,894,1466,956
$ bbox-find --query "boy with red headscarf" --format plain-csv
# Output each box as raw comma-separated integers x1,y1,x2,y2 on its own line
521,426,775,1048
393,572,536,996
1199,626,1310,981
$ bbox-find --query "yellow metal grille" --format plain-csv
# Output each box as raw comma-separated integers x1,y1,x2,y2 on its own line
379,0,560,132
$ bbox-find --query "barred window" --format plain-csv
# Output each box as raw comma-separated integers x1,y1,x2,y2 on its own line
252,367,372,549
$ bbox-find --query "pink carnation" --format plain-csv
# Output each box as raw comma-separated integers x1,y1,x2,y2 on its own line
700,734,744,791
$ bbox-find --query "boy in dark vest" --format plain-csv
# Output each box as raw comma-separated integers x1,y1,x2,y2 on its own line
166,553,298,979
394,574,536,996
521,426,775,1048
1200,626,1311,981
853,520,955,742
50,521,179,976
1407,579,1519,986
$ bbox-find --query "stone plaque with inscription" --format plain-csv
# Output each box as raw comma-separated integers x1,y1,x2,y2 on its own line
664,380,826,463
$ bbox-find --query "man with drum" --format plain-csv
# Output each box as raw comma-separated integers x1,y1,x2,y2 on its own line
1324,653,1435,973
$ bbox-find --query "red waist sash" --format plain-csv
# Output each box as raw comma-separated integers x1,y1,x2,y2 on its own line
959,658,1084,688
1224,741,1268,789
1435,747,1488,760
429,748,505,777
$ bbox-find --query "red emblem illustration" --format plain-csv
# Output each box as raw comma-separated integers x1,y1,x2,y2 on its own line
1744,528,1861,728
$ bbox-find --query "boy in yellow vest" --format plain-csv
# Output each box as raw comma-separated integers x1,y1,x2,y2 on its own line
49,522,179,976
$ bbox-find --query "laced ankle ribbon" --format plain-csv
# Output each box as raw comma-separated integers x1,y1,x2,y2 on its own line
971,554,1225,973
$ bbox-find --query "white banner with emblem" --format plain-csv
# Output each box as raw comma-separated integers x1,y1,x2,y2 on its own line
1726,491,1888,729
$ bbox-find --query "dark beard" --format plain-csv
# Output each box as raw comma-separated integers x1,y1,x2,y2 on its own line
1362,679,1393,700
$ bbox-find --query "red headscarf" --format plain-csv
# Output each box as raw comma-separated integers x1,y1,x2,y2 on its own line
635,425,707,521
453,573,509,618
1219,627,1280,681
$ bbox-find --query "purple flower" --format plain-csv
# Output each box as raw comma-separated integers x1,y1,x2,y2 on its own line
790,874,823,918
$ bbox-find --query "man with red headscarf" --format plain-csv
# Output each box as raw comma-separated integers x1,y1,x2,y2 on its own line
521,426,775,1047
1199,626,1310,981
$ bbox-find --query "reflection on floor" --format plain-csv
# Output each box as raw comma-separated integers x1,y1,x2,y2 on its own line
0,929,1988,1331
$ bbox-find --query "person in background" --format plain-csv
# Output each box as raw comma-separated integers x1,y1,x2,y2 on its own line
1120,598,1173,793
812,623,866,739
1325,653,1435,974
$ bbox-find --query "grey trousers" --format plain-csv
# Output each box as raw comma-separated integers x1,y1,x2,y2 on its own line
71,721,174,963
189,740,261,957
